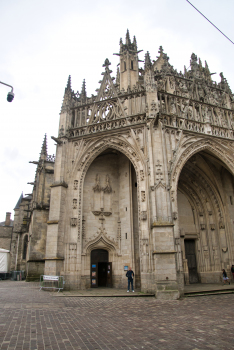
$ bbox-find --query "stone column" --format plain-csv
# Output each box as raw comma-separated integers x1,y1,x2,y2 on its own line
44,140,68,277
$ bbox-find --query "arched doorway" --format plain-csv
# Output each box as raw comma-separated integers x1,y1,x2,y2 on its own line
91,249,111,287
177,150,234,284
82,148,140,289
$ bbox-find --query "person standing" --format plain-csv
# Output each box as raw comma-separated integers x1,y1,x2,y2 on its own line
222,269,230,285
126,267,134,292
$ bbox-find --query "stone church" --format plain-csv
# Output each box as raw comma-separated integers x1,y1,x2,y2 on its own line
10,31,234,299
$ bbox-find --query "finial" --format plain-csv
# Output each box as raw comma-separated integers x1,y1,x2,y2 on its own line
133,35,137,49
80,79,87,102
144,51,152,70
158,46,164,55
40,134,48,158
119,37,123,45
191,53,197,62
125,29,131,45
103,58,111,68
66,75,71,90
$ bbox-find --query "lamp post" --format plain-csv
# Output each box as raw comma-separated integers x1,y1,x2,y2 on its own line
0,81,14,102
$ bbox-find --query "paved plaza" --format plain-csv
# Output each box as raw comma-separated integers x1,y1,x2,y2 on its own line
0,281,234,350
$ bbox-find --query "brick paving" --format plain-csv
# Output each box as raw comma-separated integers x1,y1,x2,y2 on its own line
0,281,234,349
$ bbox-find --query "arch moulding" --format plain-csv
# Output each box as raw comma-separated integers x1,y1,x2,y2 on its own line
170,139,234,195
74,136,146,244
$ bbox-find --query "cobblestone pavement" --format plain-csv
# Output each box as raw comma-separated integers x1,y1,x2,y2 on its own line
0,281,234,350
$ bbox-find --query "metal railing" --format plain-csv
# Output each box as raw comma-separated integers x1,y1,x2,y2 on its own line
39,275,65,292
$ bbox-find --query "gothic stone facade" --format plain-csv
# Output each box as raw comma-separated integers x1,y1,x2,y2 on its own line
14,31,234,299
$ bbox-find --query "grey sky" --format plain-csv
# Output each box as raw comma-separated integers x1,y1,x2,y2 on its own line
0,0,233,220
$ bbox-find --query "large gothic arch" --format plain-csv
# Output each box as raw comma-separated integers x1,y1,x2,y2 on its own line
73,137,148,248
70,138,147,289
170,139,234,195
175,145,234,284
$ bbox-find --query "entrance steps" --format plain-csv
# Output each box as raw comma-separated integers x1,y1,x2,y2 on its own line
184,283,234,297
52,288,155,297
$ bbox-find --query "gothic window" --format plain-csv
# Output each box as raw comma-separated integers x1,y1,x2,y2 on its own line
131,60,134,70
124,61,126,71
23,235,28,260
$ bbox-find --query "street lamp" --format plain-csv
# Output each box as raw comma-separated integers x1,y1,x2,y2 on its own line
0,81,14,102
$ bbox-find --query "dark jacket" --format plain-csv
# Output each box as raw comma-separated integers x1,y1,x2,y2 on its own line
126,270,134,280
223,270,227,278
231,266,234,273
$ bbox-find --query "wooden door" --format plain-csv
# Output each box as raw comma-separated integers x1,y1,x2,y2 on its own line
106,262,112,288
185,240,199,284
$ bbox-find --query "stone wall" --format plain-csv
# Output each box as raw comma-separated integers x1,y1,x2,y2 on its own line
0,226,13,251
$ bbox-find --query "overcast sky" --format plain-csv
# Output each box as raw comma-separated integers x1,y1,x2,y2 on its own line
0,0,233,221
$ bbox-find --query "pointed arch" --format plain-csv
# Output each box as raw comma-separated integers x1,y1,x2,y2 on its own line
83,229,118,255
170,139,234,193
74,136,146,256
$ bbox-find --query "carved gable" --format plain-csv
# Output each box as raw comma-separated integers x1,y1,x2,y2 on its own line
88,59,127,125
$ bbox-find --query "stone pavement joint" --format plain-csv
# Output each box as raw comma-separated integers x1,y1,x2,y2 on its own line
0,280,234,349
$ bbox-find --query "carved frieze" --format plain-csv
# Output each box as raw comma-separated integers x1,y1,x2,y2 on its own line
69,243,77,250
74,180,78,190
210,223,215,230
73,199,77,209
219,219,225,229
70,218,77,226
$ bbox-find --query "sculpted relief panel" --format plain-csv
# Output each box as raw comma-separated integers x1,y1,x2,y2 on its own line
81,150,138,255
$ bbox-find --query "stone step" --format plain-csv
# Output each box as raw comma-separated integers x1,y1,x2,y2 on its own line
53,293,155,297
184,289,234,297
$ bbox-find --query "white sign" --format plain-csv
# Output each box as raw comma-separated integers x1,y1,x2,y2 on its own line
43,275,59,281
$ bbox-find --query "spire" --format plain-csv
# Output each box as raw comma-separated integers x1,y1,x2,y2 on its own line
125,29,131,45
80,79,87,103
65,75,71,92
219,72,232,94
144,51,152,70
40,134,47,160
14,192,23,210
117,30,141,91
81,79,86,96
116,67,120,85
133,35,137,50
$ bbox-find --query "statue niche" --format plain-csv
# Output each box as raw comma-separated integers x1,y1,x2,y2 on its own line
92,174,112,216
